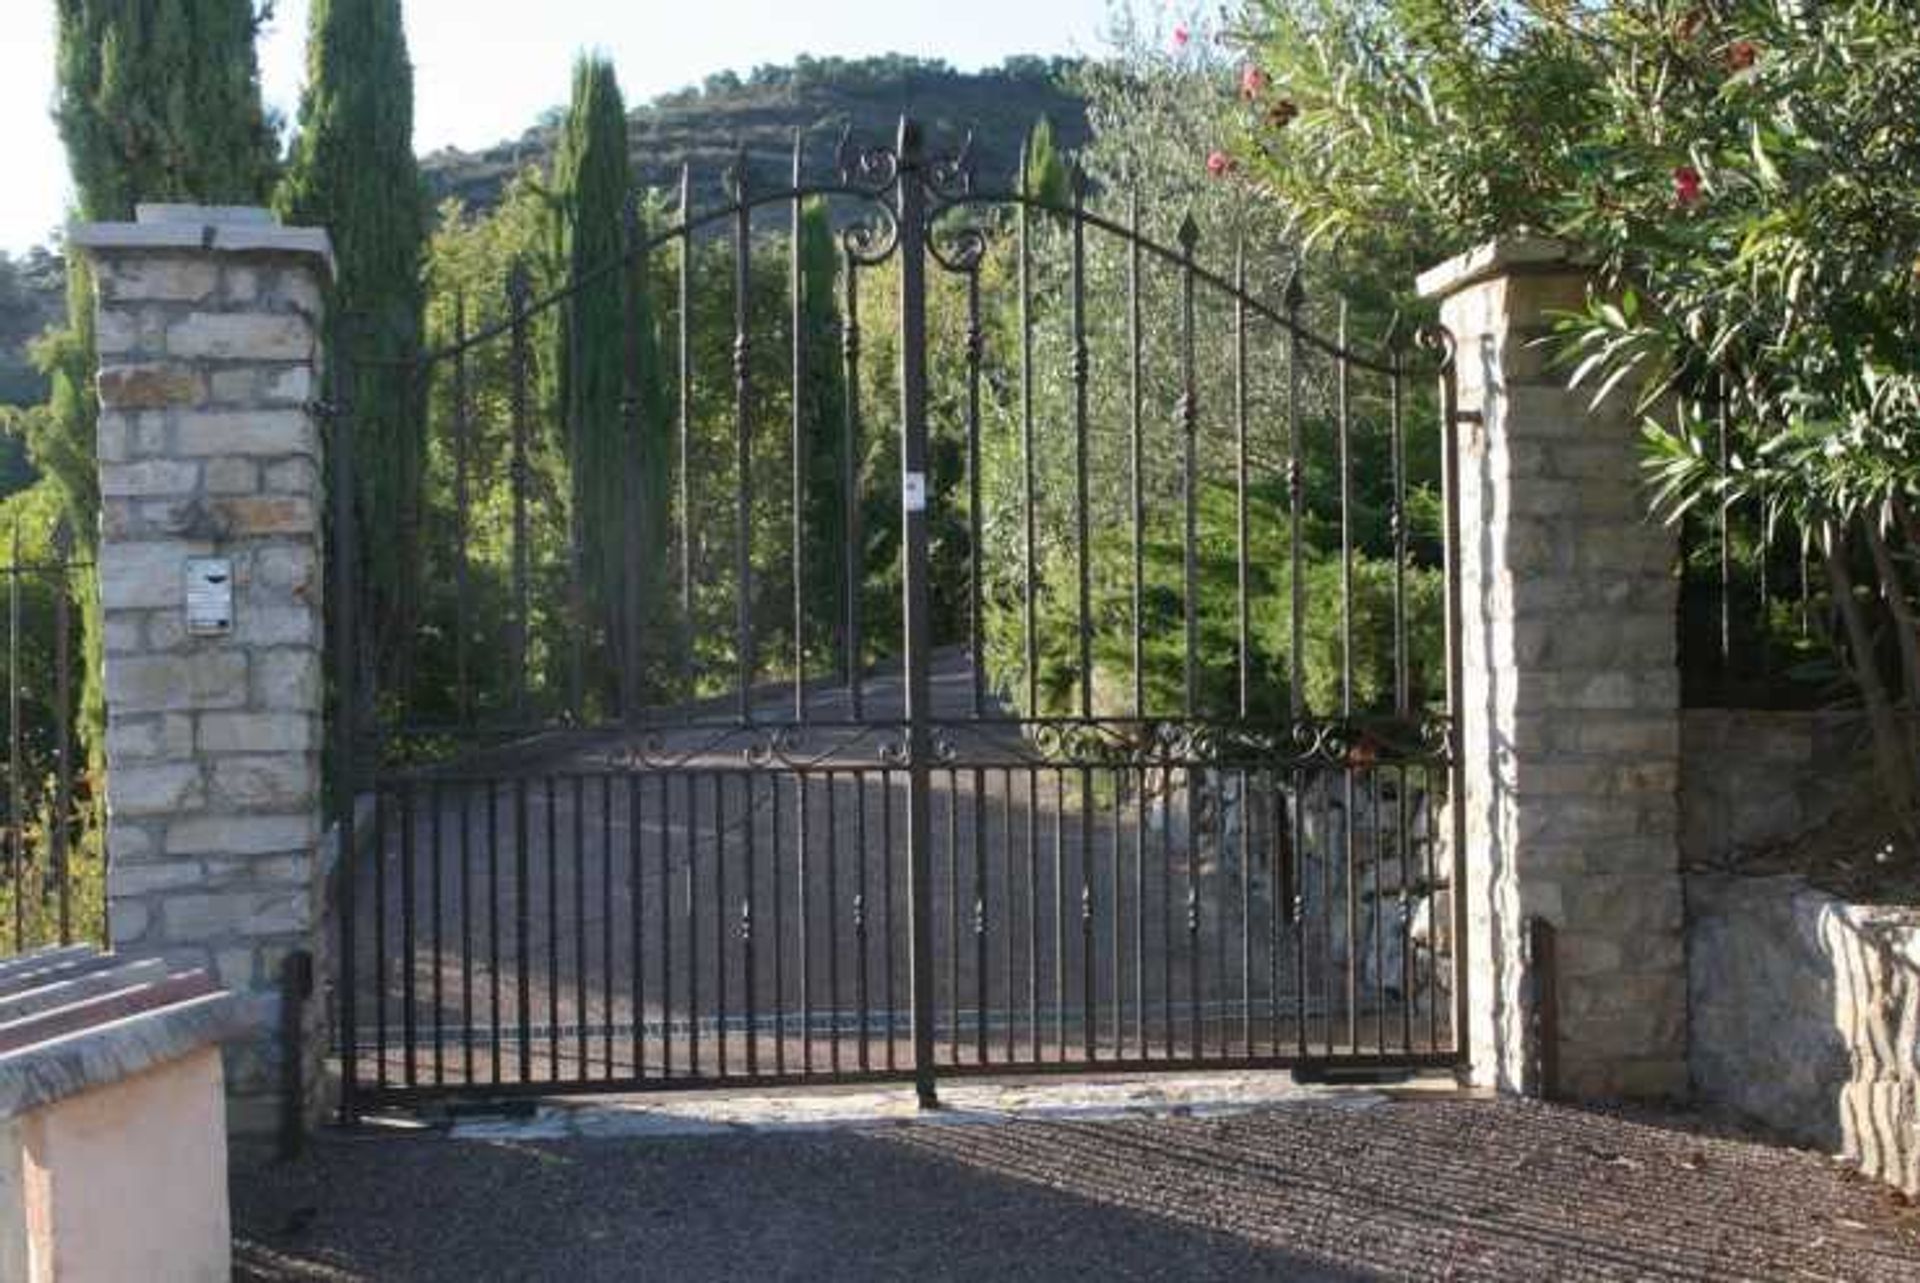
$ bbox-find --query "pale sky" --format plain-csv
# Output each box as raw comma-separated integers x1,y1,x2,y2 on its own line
0,0,1121,257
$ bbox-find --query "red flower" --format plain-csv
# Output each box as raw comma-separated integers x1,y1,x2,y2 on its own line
1727,39,1758,70
1207,150,1236,178
1673,164,1703,206
1240,65,1268,100
1172,23,1190,49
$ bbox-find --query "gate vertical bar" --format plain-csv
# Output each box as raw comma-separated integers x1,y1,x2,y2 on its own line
1069,165,1092,718
1338,302,1359,1054
791,135,808,721
732,150,755,722
841,256,864,716
678,167,695,644
620,201,646,721
1177,217,1200,715
896,118,939,1108
452,299,473,725
8,525,21,952
1286,272,1310,1057
1128,194,1144,718
1436,331,1471,1063
51,524,72,945
1017,144,1038,716
328,321,360,1121
965,268,985,720
508,266,533,721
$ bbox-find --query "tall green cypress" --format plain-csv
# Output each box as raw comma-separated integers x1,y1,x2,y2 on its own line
276,0,426,665
552,55,640,712
624,200,673,708
1024,115,1071,208
797,198,850,676
55,0,279,221
44,0,277,774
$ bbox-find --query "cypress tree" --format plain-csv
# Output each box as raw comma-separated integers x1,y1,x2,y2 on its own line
797,198,849,676
43,0,276,773
552,55,639,712
55,0,279,221
623,200,673,708
276,0,426,666
1024,115,1071,209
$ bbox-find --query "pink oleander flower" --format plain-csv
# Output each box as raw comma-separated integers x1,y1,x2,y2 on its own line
1240,65,1268,100
1172,23,1190,49
1673,164,1703,206
1207,149,1235,178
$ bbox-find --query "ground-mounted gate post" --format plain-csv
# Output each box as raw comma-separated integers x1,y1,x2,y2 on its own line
71,205,334,1144
894,118,940,1109
1419,237,1689,1099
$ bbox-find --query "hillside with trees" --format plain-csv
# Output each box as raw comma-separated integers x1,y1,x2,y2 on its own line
421,54,1090,211
0,53,1089,422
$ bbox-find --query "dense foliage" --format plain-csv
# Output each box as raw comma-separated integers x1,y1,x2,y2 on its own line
1230,0,1920,833
970,11,1447,723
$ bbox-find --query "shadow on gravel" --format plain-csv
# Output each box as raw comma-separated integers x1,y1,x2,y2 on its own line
233,1125,1352,1282
234,1096,1920,1282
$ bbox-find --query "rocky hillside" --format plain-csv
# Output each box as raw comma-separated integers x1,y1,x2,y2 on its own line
422,54,1091,213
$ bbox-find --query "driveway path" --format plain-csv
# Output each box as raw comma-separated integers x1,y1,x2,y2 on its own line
346,648,1451,1092
234,1092,1920,1281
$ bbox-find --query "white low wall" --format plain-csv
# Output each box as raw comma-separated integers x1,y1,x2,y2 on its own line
1689,872,1920,1194
0,948,239,1281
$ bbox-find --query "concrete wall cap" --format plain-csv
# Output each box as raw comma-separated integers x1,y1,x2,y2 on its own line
1416,235,1595,301
0,947,242,1121
69,206,335,281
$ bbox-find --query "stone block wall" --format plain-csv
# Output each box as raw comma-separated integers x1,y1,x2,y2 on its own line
1690,873,1920,1195
1681,710,1871,866
72,206,333,1141
1419,238,1688,1099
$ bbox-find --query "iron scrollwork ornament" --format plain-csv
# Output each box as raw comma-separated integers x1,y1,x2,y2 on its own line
834,123,900,194
927,221,989,275
923,130,976,201
839,207,900,267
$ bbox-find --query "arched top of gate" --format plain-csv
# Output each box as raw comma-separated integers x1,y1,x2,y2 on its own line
411,114,1455,379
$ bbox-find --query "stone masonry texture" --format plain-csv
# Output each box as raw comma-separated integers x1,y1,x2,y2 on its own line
1680,709,1873,868
1421,239,1689,1100
78,207,333,1144
1690,872,1920,1196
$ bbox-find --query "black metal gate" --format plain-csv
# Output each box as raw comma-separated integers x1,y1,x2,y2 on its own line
329,118,1466,1115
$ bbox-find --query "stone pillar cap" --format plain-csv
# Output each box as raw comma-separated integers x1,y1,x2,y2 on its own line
68,204,335,280
1416,235,1593,302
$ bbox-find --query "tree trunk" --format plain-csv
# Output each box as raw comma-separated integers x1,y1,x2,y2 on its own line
1863,517,1920,710
1823,520,1920,847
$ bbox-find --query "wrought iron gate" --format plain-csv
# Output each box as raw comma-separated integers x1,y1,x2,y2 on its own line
330,118,1467,1116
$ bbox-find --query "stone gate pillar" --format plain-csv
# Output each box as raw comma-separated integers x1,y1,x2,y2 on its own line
1418,237,1688,1099
71,205,333,1142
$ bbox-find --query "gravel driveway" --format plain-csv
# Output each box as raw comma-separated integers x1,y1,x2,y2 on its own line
234,1093,1920,1281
